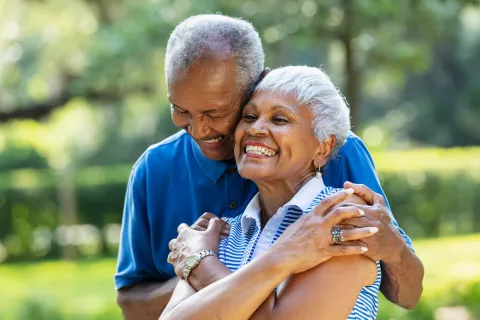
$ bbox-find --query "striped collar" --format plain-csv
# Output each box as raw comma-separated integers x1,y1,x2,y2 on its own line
240,176,326,234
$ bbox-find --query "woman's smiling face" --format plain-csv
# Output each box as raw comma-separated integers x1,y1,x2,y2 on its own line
234,90,328,183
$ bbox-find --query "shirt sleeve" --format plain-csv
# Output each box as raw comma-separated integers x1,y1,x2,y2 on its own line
324,132,414,252
348,261,382,320
114,159,161,290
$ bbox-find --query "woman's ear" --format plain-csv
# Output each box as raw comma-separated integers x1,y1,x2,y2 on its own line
313,135,336,168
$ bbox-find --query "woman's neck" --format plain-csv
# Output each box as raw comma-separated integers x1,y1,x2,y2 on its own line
256,172,316,227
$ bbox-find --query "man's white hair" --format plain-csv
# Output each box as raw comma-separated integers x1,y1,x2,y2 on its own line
255,66,351,158
165,14,265,95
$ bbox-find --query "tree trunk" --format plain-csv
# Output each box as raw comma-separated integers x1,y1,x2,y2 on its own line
342,0,359,130
57,165,78,260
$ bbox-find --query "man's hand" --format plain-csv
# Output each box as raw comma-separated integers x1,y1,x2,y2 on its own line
168,213,229,278
342,181,424,309
340,182,405,263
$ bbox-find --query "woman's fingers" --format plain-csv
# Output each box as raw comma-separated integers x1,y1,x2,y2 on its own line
310,188,354,217
168,239,176,251
192,218,230,237
324,205,365,226
177,223,189,233
191,225,207,231
339,226,378,242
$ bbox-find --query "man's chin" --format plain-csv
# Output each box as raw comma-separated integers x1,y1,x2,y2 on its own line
199,145,234,161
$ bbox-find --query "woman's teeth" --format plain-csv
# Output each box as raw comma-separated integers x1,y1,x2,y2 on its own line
245,145,277,157
205,136,224,143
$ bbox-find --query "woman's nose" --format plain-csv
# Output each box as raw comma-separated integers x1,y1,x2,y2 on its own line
247,121,268,136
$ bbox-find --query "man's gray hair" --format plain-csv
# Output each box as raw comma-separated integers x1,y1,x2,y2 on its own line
165,14,265,95
255,66,351,159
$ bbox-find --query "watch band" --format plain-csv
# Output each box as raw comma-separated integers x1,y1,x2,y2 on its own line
183,249,217,281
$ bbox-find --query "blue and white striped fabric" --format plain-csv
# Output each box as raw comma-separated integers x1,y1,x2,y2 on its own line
219,186,381,320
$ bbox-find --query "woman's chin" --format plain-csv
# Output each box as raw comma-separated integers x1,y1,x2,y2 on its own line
238,166,275,181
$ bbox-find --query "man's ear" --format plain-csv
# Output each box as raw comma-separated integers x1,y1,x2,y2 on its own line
258,67,271,82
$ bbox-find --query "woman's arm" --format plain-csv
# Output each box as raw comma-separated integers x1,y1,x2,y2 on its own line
161,189,377,320
251,255,378,320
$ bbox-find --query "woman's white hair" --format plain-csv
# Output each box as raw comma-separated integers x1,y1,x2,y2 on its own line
255,66,351,159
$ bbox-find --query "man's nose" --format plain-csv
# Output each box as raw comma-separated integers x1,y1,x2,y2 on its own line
189,117,211,139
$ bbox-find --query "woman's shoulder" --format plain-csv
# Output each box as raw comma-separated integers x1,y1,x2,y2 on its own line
304,187,344,213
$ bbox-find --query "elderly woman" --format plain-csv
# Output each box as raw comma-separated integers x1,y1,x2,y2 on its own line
161,66,381,320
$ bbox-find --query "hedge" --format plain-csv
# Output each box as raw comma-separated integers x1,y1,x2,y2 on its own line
0,147,478,261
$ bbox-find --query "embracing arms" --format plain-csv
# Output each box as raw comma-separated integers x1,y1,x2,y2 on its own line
342,182,424,309
333,136,424,308
161,190,379,320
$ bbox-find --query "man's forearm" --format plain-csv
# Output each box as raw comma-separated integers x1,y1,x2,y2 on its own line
380,244,424,309
117,277,179,320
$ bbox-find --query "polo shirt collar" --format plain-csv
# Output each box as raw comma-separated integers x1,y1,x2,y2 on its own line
191,134,229,182
241,176,326,234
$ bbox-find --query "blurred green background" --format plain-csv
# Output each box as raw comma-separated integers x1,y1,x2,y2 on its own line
0,0,479,319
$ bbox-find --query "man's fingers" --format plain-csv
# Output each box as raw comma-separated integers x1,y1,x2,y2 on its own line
338,216,369,228
177,223,189,234
328,244,368,256
324,206,365,226
343,182,385,206
340,227,378,242
311,189,354,217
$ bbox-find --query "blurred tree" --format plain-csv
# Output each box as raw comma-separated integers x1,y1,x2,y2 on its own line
1,0,478,131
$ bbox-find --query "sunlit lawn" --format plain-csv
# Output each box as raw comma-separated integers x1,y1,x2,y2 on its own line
1,234,479,320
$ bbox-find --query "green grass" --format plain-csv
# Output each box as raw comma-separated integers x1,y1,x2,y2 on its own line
1,234,479,320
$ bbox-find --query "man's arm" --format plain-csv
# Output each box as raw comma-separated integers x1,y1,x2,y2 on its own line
115,161,174,319
327,133,424,308
380,236,424,309
117,279,179,320
343,181,424,309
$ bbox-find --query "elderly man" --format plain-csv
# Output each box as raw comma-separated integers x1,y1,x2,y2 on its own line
115,14,424,320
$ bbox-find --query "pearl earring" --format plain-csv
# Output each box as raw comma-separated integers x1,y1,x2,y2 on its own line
316,167,322,178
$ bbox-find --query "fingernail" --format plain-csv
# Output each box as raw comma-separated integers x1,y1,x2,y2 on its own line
369,227,379,233
359,209,365,215
345,188,354,195
361,247,368,252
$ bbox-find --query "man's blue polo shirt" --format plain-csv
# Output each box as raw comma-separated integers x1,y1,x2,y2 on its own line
114,130,412,289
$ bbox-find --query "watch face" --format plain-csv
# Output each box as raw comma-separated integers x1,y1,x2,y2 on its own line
186,255,198,268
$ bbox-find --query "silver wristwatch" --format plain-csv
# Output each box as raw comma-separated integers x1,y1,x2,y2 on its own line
183,249,217,281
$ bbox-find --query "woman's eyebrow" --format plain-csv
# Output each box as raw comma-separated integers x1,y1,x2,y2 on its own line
272,105,295,113
245,102,258,109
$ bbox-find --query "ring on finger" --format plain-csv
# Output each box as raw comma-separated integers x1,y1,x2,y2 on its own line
331,228,344,245
167,252,173,264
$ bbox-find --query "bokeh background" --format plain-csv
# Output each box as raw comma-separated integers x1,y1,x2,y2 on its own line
1,0,479,319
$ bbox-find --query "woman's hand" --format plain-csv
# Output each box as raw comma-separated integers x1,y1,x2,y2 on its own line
271,189,378,274
168,213,229,278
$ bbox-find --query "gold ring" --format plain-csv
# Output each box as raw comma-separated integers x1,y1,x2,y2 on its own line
167,252,173,264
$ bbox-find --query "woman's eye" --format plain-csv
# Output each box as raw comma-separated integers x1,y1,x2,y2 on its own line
242,114,257,121
273,116,289,124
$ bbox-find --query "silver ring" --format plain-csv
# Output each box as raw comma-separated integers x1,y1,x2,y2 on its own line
167,252,173,264
331,228,344,245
